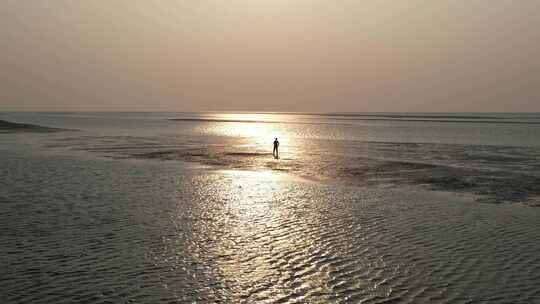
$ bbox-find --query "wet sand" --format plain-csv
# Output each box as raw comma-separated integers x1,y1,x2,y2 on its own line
44,134,540,205
2,112,540,303
2,147,540,303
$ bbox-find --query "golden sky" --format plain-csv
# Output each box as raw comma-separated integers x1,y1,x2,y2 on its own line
1,1,539,112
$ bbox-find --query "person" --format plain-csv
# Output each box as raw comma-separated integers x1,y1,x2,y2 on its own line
273,138,280,159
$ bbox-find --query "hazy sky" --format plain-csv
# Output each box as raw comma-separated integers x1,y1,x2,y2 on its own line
1,1,539,112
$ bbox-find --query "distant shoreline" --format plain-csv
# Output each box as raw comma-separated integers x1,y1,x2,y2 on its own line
0,119,67,133
169,117,540,125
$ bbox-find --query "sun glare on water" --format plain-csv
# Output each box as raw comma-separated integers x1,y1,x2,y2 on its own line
206,113,290,147
204,169,327,299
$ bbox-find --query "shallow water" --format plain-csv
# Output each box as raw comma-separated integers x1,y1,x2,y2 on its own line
1,112,540,303
3,111,539,204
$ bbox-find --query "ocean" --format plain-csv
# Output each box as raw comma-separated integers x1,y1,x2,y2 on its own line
1,112,540,303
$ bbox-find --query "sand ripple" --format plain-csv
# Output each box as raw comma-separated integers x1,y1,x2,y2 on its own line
2,150,540,303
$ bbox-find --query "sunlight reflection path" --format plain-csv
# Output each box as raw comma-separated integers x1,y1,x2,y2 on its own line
188,170,336,302
196,113,291,147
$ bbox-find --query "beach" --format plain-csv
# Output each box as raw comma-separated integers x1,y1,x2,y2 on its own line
1,112,540,303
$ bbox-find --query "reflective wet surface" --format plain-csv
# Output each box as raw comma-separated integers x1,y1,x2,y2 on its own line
1,112,540,303
2,148,540,303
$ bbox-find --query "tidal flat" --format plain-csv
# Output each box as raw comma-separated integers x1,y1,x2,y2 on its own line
1,112,540,303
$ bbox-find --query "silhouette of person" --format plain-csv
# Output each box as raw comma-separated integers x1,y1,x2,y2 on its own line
273,138,280,159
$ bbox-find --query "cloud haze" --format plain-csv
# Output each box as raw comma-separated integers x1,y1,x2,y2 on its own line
1,1,539,112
